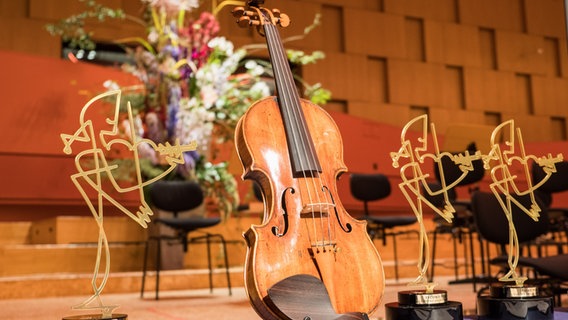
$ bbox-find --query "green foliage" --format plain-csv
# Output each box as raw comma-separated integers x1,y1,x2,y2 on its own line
45,0,125,50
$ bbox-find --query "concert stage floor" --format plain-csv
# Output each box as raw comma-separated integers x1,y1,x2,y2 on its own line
4,275,556,320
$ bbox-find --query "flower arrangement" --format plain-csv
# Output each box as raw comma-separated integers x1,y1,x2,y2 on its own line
47,0,331,218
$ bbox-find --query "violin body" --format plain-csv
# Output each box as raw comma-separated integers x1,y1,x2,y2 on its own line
236,97,384,319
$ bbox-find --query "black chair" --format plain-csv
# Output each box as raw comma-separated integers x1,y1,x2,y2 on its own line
349,173,418,281
471,191,567,303
428,143,485,290
140,180,232,300
532,160,568,247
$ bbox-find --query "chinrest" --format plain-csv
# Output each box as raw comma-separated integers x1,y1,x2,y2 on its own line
267,274,370,320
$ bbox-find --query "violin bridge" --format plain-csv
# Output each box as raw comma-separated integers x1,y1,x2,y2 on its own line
300,202,335,216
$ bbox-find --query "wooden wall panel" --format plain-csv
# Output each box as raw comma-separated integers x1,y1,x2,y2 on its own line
305,0,372,10
532,75,568,116
524,0,566,38
459,0,525,32
302,52,370,101
405,17,425,61
442,66,465,109
515,73,533,115
463,68,517,113
348,102,410,127
495,31,547,74
387,60,446,107
543,37,562,77
29,0,128,20
428,108,486,138
344,9,406,58
321,5,345,52
263,1,324,51
365,57,388,103
0,0,28,18
503,114,553,142
479,28,498,69
384,0,458,22
0,18,60,57
425,21,482,67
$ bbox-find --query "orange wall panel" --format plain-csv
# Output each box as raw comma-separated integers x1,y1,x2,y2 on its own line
429,108,488,139
524,0,566,38
305,0,371,10
532,75,568,116
387,59,446,107
384,0,458,22
495,31,547,75
425,21,482,67
348,102,411,127
501,114,554,142
459,0,524,32
463,68,517,113
0,0,28,18
0,18,61,58
266,0,325,51
302,52,371,101
344,9,406,58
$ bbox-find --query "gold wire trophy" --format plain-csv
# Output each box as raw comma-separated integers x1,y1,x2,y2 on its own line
476,120,562,320
388,114,480,320
60,90,196,320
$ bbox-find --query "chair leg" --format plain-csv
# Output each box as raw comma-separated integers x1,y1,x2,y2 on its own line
140,239,150,298
392,233,399,282
467,229,477,292
213,233,233,296
429,229,438,282
205,234,213,293
155,237,161,300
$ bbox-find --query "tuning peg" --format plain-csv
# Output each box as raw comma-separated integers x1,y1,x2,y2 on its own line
237,15,251,28
271,9,290,27
278,13,290,27
232,6,245,18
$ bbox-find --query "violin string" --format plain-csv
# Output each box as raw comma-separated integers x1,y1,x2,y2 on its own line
266,22,328,248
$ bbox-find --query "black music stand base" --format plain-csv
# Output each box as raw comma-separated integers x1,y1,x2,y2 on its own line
385,290,463,320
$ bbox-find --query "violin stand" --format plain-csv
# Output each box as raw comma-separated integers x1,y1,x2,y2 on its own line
385,290,463,320
476,282,553,319
62,314,127,320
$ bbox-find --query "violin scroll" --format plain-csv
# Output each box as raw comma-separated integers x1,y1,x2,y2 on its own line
232,2,290,29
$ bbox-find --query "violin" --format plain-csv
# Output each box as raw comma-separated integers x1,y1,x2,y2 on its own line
233,1,384,319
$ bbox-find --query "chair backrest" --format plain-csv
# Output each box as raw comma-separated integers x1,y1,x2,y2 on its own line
532,160,568,195
421,182,458,208
349,173,391,203
149,180,204,215
471,191,549,245
434,142,485,188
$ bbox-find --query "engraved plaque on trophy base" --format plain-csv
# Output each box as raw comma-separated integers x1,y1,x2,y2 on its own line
62,314,127,320
385,290,463,320
477,282,553,320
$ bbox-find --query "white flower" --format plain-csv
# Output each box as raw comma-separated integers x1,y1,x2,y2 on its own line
103,80,120,91
245,60,265,77
208,37,234,55
250,81,271,97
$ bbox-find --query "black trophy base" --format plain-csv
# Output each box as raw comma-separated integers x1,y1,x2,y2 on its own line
62,314,127,320
385,301,463,320
386,290,463,320
477,282,554,320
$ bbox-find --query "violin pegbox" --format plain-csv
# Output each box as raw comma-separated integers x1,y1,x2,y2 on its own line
232,3,290,29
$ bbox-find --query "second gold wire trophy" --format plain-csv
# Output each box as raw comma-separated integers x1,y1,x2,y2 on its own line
387,115,562,320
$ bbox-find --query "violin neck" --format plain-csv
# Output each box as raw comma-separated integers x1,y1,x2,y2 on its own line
263,23,322,177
